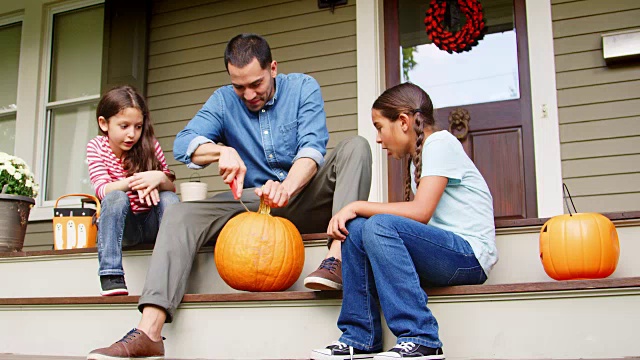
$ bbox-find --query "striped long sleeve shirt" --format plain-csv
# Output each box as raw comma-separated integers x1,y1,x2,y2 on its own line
86,136,172,213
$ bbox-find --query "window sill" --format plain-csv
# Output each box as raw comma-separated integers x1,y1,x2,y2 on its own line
29,206,55,221
28,197,95,221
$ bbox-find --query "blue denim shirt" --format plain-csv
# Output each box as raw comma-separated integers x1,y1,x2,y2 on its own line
173,73,329,189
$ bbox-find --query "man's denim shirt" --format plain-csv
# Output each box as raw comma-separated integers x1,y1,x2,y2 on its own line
173,73,329,189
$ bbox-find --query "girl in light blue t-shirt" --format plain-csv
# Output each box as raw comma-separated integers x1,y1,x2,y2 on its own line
311,83,497,360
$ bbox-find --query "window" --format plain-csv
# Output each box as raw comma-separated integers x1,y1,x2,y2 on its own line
0,20,21,154
41,3,104,202
399,0,520,108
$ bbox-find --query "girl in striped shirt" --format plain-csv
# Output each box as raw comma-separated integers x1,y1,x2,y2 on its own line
86,85,179,296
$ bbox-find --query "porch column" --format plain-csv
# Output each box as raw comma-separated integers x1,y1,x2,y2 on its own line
526,0,564,217
356,0,387,203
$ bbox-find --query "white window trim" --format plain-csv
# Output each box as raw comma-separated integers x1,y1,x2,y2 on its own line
0,12,22,26
29,0,104,221
0,107,18,117
0,12,24,147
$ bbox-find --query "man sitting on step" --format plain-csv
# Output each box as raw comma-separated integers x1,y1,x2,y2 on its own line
87,33,372,360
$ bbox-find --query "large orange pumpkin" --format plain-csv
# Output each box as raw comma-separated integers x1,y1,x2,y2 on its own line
214,198,304,291
539,213,619,281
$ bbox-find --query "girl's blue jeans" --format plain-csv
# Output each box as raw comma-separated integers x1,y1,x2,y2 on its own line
338,214,488,351
97,190,179,276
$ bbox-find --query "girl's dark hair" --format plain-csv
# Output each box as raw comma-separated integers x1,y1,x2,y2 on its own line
224,33,272,71
96,85,174,180
372,83,435,201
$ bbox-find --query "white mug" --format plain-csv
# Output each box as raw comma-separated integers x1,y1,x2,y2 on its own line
180,182,208,202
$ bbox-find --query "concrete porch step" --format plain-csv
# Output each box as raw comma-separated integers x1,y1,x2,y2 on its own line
0,356,221,360
2,221,640,299
3,277,640,305
2,221,639,359
0,354,640,360
0,234,330,298
0,356,84,360
1,278,639,359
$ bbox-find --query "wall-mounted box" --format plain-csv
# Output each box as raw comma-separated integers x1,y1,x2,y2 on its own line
602,29,640,64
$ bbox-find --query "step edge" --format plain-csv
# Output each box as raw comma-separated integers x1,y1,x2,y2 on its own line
0,233,329,259
2,277,638,306
9,216,640,257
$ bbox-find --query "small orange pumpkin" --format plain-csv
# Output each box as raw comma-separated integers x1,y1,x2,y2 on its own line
215,198,304,292
540,212,619,281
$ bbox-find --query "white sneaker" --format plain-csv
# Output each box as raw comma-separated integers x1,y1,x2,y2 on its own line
311,341,377,360
374,342,444,360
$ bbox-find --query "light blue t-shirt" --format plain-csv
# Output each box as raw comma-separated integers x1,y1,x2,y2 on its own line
411,130,498,276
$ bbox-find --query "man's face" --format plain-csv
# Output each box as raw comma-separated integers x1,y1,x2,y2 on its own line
228,58,277,112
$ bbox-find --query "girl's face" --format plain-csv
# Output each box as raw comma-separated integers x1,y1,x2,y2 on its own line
98,107,144,158
372,109,413,159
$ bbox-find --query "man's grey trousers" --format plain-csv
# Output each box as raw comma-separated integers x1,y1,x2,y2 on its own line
138,136,373,321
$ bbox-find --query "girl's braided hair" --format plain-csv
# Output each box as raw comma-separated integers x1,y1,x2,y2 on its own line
372,83,435,201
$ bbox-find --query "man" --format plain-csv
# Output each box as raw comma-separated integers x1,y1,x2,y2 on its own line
87,33,372,359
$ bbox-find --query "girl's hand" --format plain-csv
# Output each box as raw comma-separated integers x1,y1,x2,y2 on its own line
129,171,166,194
255,180,290,208
327,203,359,241
137,188,160,206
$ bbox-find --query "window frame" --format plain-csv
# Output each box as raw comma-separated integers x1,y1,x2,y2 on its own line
35,0,104,211
0,13,24,155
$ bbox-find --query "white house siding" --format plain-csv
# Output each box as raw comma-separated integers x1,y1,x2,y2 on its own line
552,0,640,213
147,0,358,197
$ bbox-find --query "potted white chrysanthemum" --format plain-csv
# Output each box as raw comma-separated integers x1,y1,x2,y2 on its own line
0,152,39,252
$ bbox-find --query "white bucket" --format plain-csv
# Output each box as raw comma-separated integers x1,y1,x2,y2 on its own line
180,181,208,202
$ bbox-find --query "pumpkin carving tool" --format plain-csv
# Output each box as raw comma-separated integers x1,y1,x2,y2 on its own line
230,178,250,212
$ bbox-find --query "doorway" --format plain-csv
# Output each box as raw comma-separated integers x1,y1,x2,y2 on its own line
384,0,537,221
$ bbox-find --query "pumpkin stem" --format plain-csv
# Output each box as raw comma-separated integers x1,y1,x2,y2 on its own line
257,197,271,215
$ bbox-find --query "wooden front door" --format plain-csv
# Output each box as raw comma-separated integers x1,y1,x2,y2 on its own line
384,0,537,221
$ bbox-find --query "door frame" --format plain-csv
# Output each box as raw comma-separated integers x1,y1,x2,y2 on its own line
382,0,538,219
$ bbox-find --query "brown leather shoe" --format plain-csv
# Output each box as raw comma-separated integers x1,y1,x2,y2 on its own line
87,328,164,359
304,257,343,290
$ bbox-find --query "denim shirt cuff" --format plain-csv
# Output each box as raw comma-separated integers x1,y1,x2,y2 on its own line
293,147,325,167
186,136,214,169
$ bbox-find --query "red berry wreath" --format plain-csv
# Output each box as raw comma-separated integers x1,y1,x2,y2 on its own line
424,0,487,53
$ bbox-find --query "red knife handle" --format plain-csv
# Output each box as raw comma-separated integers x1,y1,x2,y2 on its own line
230,178,240,200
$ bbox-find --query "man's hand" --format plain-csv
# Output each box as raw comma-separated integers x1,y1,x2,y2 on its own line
255,180,290,208
219,146,247,198
327,202,359,241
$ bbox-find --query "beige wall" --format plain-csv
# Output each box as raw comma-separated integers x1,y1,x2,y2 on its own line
147,0,358,197
552,0,640,213
23,221,51,251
